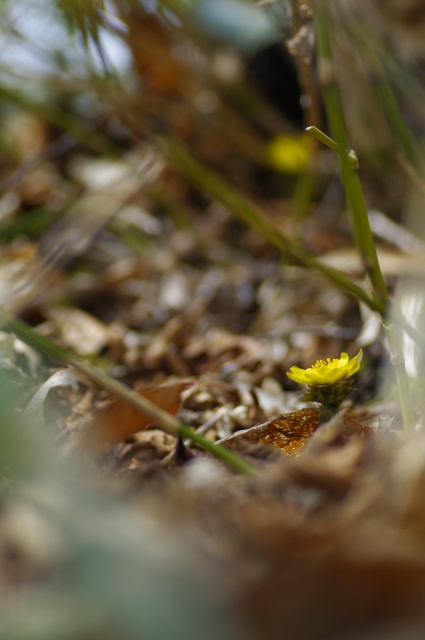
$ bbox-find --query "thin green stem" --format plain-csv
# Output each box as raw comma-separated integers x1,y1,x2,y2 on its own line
0,309,256,474
314,0,414,429
306,125,341,155
179,425,255,475
344,153,388,303
315,3,388,305
315,4,347,151
159,136,385,315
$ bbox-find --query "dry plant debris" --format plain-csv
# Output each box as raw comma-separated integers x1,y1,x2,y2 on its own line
0,1,425,639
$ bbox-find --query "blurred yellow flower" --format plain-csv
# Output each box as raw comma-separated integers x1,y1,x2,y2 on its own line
267,134,313,173
287,349,363,385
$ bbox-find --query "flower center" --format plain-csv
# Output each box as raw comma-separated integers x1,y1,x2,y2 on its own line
312,358,340,370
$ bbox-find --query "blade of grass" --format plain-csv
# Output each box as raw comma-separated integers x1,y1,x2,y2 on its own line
0,309,255,475
158,135,385,315
341,15,424,174
314,0,415,430
315,2,387,305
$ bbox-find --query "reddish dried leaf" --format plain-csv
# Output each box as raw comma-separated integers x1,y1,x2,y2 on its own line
223,408,368,456
258,408,320,455
80,381,192,453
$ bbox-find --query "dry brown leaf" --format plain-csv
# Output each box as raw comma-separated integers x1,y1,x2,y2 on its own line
78,380,192,454
222,408,368,456
117,429,178,469
46,307,113,356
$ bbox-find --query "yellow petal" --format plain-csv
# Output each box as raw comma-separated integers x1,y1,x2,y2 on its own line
286,349,363,386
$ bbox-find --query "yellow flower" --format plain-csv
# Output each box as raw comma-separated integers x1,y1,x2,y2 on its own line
286,349,363,385
267,134,313,173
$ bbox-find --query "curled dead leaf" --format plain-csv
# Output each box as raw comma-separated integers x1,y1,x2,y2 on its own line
78,380,192,454
222,408,369,456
